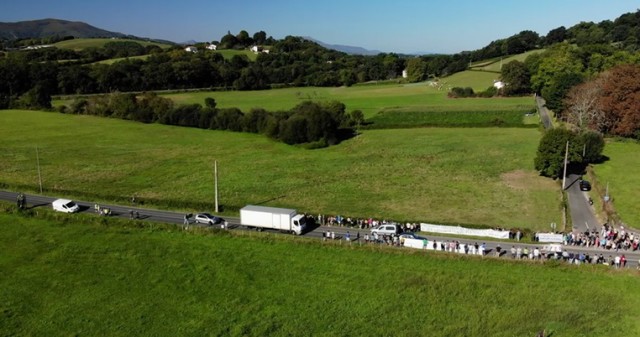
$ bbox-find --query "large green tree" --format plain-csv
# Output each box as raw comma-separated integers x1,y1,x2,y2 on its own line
534,128,580,178
500,60,530,95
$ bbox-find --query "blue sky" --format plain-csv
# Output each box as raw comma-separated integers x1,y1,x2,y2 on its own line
2,0,639,53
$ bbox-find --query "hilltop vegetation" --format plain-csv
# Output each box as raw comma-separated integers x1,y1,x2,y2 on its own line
53,38,172,51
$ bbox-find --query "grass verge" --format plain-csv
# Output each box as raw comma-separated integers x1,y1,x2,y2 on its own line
1,207,639,337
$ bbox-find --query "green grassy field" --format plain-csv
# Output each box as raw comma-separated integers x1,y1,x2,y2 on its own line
94,54,151,65
1,210,639,337
591,140,640,226
470,49,544,73
213,49,258,61
160,72,533,119
53,38,172,50
366,109,534,129
0,110,558,229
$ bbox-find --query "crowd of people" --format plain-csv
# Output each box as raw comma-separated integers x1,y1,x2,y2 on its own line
564,223,639,251
316,214,639,268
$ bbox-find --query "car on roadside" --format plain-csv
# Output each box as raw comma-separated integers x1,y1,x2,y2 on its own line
370,223,402,236
579,180,591,191
399,232,427,241
194,213,223,225
52,199,80,213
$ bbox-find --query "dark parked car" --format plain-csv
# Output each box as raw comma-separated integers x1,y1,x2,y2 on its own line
579,180,591,191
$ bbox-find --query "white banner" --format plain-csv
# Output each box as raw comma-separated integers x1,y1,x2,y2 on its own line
403,238,425,249
419,223,510,239
536,233,564,243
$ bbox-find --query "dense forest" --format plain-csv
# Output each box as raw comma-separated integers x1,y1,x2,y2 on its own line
2,10,640,141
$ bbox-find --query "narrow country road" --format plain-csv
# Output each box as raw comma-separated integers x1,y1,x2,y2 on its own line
537,95,602,233
1,190,638,267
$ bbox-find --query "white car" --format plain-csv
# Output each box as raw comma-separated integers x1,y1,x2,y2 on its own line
194,213,223,225
52,199,80,213
370,223,402,236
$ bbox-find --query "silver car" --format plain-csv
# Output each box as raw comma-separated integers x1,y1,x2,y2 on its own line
194,213,223,225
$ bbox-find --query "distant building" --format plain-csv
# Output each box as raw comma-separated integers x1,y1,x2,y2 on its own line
493,80,505,89
402,69,408,79
206,44,217,50
184,46,198,53
250,45,261,53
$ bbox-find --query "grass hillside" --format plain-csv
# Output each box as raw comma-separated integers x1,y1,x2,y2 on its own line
54,38,172,50
162,74,532,119
213,49,258,61
0,18,123,40
591,140,640,227
1,210,639,337
0,110,558,229
93,54,151,65
470,49,544,73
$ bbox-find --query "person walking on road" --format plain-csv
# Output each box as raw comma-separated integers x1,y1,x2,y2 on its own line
16,193,26,210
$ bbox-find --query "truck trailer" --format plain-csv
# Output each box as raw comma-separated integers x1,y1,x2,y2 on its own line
240,205,307,235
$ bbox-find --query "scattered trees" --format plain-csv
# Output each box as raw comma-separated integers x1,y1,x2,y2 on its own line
65,93,354,147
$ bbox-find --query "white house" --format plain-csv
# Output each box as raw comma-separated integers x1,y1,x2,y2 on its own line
493,80,505,89
402,69,408,79
184,46,198,53
206,44,217,50
250,45,260,53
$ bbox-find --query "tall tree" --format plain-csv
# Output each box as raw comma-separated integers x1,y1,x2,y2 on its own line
563,79,606,131
534,128,581,179
597,64,640,137
500,60,530,95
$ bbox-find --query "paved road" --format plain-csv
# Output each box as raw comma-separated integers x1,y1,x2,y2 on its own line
2,190,639,267
536,95,553,130
537,95,602,234
565,174,601,233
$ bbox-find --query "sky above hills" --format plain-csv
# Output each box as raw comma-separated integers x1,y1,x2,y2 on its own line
2,0,638,53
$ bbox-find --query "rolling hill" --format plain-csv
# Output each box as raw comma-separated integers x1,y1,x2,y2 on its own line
0,18,124,40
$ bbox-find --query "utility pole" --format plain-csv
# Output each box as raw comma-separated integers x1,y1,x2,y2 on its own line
562,140,569,190
35,146,43,193
214,160,219,213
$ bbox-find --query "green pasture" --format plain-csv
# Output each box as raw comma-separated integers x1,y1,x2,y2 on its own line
1,211,639,337
93,54,151,65
365,109,534,129
591,140,640,227
53,38,172,51
160,71,533,118
213,49,258,61
0,110,558,229
470,49,544,72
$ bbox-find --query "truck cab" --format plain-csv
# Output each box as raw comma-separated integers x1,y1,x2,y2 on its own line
292,214,307,235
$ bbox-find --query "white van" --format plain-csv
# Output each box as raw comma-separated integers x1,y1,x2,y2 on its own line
371,223,402,236
52,199,80,213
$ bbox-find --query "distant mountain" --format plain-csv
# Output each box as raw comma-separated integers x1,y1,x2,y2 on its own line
305,37,382,55
0,18,126,40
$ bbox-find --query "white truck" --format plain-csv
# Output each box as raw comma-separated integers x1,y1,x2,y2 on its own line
240,205,307,235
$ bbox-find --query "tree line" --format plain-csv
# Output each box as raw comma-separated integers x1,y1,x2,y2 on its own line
64,93,358,147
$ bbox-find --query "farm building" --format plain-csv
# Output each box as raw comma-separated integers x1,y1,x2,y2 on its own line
184,46,198,53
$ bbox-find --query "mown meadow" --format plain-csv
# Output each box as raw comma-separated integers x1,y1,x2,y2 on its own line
0,109,559,230
159,71,532,119
1,209,639,337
